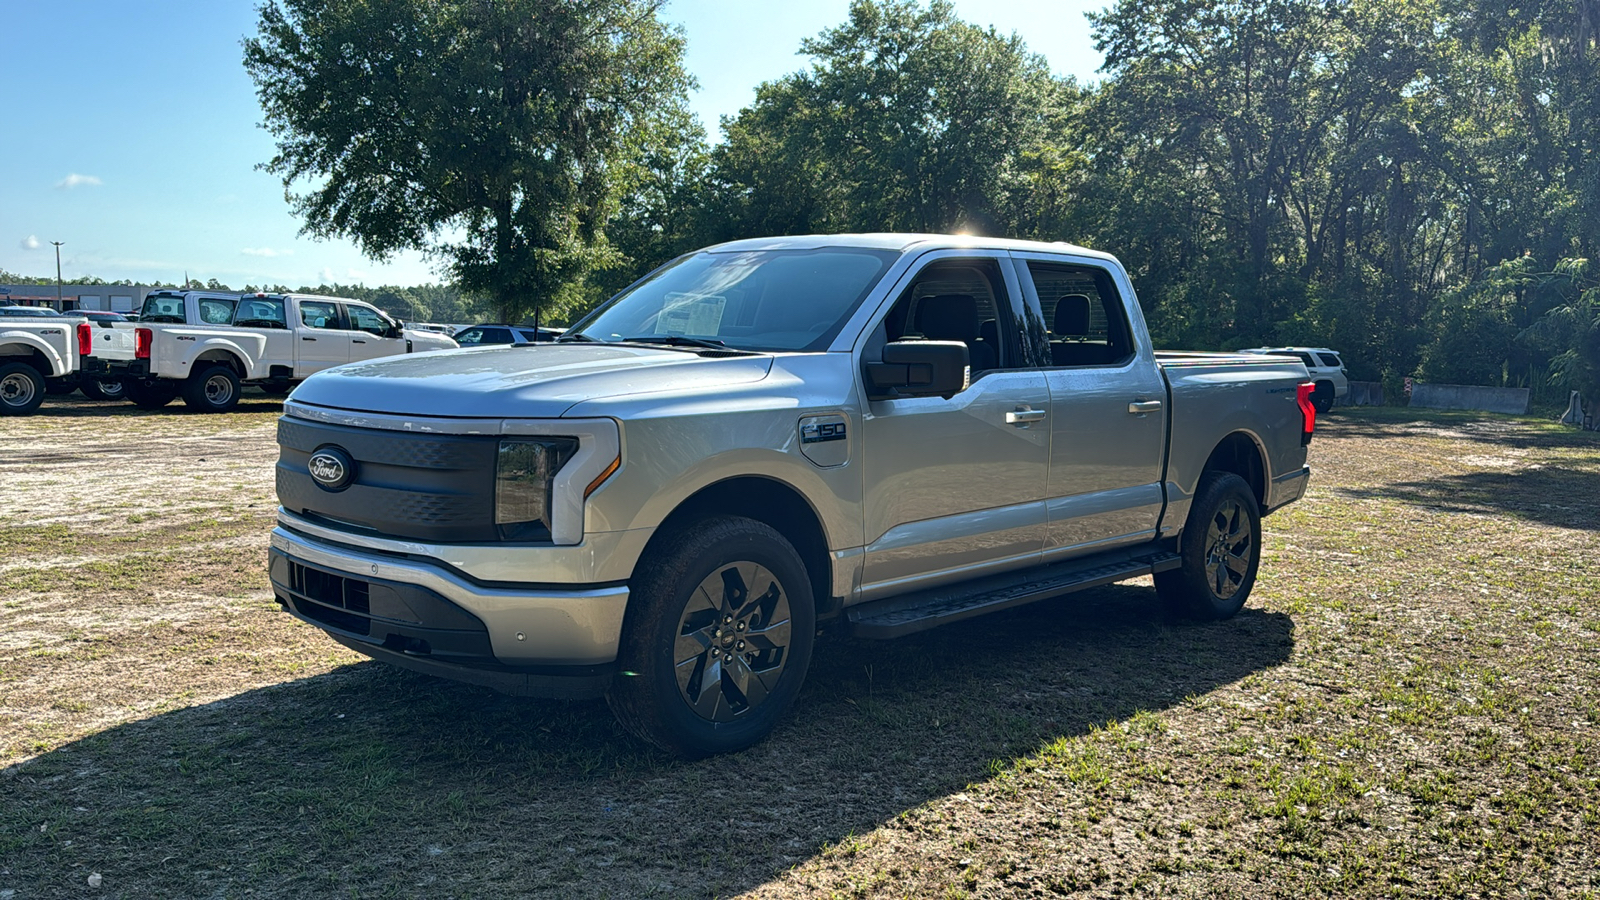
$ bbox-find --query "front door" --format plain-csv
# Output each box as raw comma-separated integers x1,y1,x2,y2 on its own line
858,251,1050,599
344,303,406,362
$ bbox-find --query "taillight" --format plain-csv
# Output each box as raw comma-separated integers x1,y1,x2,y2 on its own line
1296,382,1317,446
135,327,153,360
77,322,92,355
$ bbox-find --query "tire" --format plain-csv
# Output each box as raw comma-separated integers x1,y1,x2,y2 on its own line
124,379,179,410
45,378,78,396
1154,471,1262,620
0,362,45,416
80,378,126,402
182,365,241,413
1312,382,1334,413
606,516,816,758
259,380,293,396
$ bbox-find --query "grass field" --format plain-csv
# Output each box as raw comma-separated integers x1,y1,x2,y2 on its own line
2,398,1598,898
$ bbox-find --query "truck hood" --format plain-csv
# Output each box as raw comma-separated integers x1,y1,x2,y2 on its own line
289,344,775,418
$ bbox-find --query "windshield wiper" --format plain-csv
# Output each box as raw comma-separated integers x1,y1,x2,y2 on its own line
620,334,728,350
555,332,599,343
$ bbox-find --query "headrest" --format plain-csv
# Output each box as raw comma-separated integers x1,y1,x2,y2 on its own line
979,318,999,347
1054,294,1091,338
916,294,979,342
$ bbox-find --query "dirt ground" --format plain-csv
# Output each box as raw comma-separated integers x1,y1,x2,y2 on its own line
2,397,1598,899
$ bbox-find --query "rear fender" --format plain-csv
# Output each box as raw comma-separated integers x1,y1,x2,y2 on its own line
0,332,71,377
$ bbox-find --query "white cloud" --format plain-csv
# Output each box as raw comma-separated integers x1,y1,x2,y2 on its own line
55,173,103,189
19,235,40,250
242,247,292,258
319,267,336,283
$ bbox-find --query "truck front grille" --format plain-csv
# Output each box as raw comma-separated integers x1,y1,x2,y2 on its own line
275,417,501,542
284,561,371,634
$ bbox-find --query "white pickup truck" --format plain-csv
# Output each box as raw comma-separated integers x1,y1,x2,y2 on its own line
1,308,132,415
85,290,458,412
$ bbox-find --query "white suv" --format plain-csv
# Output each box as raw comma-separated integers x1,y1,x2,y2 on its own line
1242,347,1348,411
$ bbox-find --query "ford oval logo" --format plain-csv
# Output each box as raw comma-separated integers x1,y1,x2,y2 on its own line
308,446,356,492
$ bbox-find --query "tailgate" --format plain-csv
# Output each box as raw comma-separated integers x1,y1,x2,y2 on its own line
85,322,138,362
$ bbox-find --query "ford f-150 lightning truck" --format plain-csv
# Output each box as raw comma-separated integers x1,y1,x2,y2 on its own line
268,234,1317,757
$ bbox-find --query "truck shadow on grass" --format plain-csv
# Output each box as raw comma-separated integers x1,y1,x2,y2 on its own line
1,587,1292,899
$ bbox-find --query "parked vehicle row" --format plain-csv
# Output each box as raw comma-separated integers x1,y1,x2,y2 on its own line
81,290,459,412
1,307,130,414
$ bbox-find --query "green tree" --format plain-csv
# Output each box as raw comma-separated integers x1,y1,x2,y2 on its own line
244,0,695,325
705,0,1071,238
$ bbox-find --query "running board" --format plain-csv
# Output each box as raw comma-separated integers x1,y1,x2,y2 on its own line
846,548,1181,640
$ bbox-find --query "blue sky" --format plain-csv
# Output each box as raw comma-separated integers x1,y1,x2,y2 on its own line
0,1,1105,289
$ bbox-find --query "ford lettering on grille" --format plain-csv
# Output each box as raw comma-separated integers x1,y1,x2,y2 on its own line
308,446,356,491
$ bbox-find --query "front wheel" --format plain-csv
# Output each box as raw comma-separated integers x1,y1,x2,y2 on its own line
182,365,241,413
0,362,45,416
1154,471,1262,620
607,517,815,758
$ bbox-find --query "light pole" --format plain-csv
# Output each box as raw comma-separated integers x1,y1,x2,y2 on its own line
50,241,64,310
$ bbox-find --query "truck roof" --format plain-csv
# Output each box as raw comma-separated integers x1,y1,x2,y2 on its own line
703,233,1115,263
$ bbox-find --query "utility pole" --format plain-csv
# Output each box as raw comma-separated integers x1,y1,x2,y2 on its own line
50,241,65,310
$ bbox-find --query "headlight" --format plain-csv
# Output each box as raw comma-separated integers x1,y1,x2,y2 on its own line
495,437,579,541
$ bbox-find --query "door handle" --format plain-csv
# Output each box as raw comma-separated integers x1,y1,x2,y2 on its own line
352,339,366,344
1128,399,1163,414
302,337,316,341
1006,408,1047,426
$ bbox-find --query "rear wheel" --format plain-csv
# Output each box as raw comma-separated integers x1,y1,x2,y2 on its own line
607,516,815,758
1155,471,1261,620
183,365,240,413
259,380,292,396
80,378,125,401
1312,381,1334,413
125,379,179,410
0,363,45,416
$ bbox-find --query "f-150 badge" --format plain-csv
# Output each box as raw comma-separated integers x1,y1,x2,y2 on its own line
799,415,849,468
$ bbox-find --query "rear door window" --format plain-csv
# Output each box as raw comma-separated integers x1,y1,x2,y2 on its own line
1317,352,1342,368
299,301,341,329
1023,262,1135,368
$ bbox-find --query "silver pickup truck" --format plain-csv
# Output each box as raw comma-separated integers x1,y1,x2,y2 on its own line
268,234,1316,756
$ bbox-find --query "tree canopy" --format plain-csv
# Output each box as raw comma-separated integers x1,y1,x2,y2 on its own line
243,0,694,324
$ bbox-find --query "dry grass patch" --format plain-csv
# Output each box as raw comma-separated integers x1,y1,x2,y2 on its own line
2,404,1598,898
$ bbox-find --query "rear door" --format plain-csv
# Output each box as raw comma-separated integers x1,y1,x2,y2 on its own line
857,250,1051,597
1012,252,1168,559
292,299,350,375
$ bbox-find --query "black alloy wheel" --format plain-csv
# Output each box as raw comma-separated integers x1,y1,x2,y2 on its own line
607,516,815,757
1154,471,1262,620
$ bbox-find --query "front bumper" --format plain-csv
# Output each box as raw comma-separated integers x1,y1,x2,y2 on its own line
268,526,629,698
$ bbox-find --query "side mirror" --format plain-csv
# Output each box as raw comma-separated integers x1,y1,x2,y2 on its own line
387,323,404,339
866,340,970,400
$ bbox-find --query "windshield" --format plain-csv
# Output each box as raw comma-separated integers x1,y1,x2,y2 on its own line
570,248,900,352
